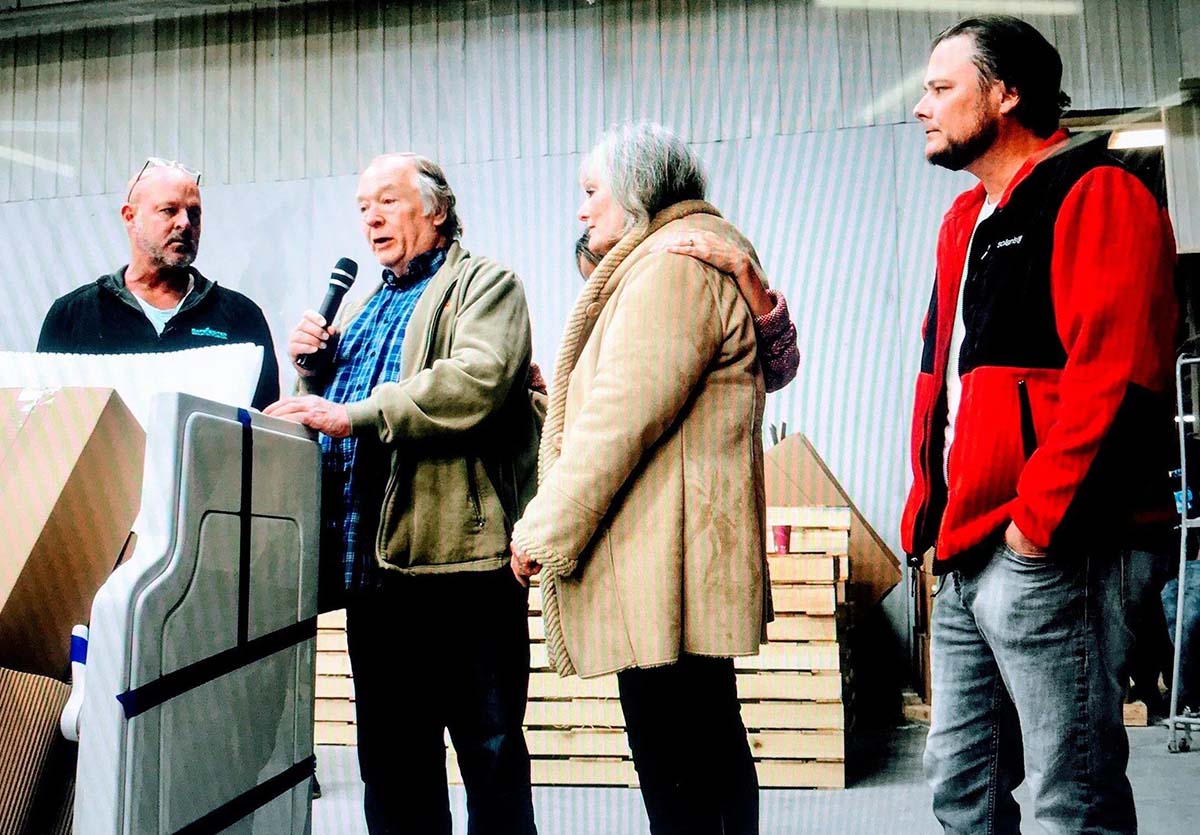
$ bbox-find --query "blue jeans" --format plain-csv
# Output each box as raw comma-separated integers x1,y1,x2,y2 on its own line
1162,560,1200,709
924,542,1136,835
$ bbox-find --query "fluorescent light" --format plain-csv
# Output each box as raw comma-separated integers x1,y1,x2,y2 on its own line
1108,128,1165,149
815,0,1082,14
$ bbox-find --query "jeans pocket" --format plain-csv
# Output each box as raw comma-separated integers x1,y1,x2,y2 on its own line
1000,541,1053,568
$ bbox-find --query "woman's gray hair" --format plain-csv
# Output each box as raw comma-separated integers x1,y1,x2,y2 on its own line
382,152,462,241
584,122,707,231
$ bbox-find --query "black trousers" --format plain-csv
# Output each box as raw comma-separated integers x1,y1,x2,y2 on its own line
345,566,537,835
617,654,759,835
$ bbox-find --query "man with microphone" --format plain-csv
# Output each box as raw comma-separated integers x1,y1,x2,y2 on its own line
37,157,280,409
266,153,539,835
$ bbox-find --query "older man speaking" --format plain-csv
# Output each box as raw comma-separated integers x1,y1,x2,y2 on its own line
266,153,539,835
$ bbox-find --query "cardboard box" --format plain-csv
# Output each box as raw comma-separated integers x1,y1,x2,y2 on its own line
0,388,144,681
0,666,74,834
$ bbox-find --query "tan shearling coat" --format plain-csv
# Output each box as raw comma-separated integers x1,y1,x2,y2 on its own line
511,200,770,679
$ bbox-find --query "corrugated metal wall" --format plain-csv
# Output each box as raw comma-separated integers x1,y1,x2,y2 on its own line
1,0,1195,648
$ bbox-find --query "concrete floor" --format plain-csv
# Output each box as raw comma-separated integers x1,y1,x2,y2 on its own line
311,724,1199,834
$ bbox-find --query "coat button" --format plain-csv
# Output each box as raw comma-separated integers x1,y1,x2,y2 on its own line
553,433,563,452
585,302,601,317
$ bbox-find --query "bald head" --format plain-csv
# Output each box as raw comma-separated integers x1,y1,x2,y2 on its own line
121,164,202,271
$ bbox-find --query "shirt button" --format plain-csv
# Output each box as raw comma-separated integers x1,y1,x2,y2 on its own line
585,302,602,318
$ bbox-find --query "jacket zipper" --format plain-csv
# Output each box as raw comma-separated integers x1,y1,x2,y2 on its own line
465,458,485,530
1017,379,1037,460
375,278,461,561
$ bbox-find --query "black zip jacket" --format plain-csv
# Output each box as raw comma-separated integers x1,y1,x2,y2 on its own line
36,267,280,409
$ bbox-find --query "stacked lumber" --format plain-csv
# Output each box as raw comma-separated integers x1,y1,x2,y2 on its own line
315,609,355,746
515,506,854,789
314,506,859,790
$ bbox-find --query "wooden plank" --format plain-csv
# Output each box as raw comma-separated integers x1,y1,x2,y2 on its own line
1053,9,1088,112
316,674,354,699
735,671,841,701
766,614,837,643
741,700,843,730
316,651,352,676
1082,0,1123,109
1123,701,1148,727
835,8,871,128
771,585,836,615
530,671,619,699
316,698,356,723
528,757,637,787
318,609,346,629
733,642,840,673
766,505,852,528
749,730,842,760
316,630,347,653
757,759,844,789
527,728,632,758
315,720,357,746
767,554,846,584
526,698,625,728
866,9,904,126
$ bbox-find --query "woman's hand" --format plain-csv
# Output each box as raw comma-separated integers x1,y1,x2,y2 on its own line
510,542,542,587
653,230,774,318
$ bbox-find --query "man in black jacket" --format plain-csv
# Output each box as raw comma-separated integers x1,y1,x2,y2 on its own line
37,158,280,409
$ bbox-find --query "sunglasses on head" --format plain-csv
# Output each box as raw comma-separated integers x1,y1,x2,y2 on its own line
127,157,202,203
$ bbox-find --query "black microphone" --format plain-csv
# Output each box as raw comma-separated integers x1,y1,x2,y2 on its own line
297,257,358,370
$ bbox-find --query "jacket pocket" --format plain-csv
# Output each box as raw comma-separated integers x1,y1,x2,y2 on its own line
464,456,486,531
1017,379,1037,460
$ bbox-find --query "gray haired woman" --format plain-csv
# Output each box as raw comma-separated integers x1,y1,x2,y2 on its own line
512,122,769,834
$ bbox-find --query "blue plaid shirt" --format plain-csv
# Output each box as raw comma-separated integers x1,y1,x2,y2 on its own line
321,248,447,592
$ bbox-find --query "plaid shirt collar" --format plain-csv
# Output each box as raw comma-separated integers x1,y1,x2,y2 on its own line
381,245,448,289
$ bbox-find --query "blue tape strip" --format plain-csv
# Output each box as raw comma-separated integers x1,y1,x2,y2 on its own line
236,408,253,647
70,633,88,665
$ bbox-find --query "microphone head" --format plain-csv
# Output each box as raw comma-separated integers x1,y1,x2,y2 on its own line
332,258,358,286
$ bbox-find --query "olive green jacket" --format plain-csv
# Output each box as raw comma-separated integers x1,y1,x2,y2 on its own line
302,242,540,574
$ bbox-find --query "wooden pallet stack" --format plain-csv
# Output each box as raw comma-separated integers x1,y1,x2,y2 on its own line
514,505,854,789
315,609,355,746
315,505,858,790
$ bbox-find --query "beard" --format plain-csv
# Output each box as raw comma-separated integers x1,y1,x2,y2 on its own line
927,110,999,171
135,222,197,269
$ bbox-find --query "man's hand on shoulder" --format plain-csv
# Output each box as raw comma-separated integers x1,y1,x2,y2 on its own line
1004,521,1048,559
264,395,351,438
